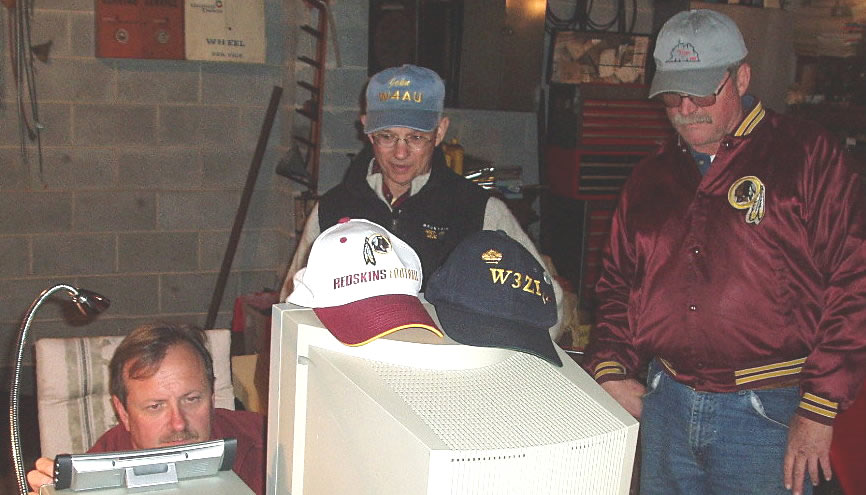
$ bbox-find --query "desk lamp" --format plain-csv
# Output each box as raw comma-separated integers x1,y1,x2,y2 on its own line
8,284,109,495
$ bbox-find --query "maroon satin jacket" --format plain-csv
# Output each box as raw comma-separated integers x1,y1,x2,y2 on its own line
584,101,866,424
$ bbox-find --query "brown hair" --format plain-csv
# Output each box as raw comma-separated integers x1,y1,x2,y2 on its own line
109,323,215,405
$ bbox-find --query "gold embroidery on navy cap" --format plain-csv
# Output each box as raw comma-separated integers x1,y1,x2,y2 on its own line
488,267,549,302
727,176,766,225
481,249,503,264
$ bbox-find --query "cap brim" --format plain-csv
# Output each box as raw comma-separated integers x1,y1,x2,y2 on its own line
364,109,440,133
648,66,729,99
433,302,562,367
314,294,442,346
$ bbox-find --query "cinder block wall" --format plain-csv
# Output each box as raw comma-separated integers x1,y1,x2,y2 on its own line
313,1,369,192
0,0,299,378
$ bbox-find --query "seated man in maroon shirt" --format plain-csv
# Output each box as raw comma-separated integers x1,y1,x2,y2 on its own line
26,324,265,495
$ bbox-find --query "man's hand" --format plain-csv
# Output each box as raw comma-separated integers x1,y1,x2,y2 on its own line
27,457,55,494
600,378,646,419
783,414,833,495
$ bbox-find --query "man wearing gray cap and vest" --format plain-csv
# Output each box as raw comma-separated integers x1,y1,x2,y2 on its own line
582,9,866,495
279,64,562,331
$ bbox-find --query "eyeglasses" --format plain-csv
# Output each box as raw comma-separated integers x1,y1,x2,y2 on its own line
371,132,433,151
660,72,732,108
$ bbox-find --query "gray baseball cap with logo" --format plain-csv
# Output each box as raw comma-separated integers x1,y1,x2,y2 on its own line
649,9,748,99
364,64,445,133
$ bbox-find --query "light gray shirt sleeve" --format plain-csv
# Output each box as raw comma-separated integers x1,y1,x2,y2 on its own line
279,202,321,301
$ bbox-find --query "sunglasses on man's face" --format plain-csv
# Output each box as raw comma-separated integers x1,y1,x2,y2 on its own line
660,72,732,108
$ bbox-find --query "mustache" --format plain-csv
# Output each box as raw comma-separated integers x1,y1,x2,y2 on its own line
160,430,199,444
671,114,713,126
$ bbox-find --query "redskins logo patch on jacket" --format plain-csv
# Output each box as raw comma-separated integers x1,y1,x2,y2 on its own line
728,176,766,225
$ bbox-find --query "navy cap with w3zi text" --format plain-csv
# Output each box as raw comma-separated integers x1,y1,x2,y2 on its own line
425,230,561,367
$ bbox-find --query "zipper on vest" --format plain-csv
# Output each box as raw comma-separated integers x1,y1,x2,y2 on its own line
391,208,401,230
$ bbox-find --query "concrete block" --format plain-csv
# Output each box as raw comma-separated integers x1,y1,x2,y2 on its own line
322,67,367,109
200,63,283,106
75,191,156,232
237,106,284,154
116,60,200,104
223,229,286,270
238,269,282,295
35,104,74,146
70,12,95,57
32,233,115,275
0,236,31,277
75,104,157,146
246,188,292,230
0,104,71,150
0,149,30,191
0,277,73,322
119,148,202,190
40,148,115,190
209,146,289,191
158,191,240,231
199,229,286,271
201,148,252,188
118,232,199,273
0,104,16,146
38,59,114,103
330,24,368,67
330,0,367,25
0,192,73,234
35,0,92,11
157,105,238,148
317,150,353,193
160,272,237,315
31,10,70,58
212,311,233,332
264,0,290,66
0,324,21,368
321,108,365,150
447,109,539,183
77,274,160,316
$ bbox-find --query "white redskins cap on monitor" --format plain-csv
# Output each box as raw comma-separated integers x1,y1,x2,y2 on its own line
288,218,442,346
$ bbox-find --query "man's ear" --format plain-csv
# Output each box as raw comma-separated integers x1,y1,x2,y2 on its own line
734,63,751,96
433,116,450,146
360,115,375,144
111,395,132,432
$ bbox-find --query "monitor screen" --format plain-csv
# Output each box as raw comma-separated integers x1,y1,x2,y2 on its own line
265,302,639,495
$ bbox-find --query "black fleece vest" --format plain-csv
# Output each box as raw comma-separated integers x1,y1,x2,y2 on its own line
318,147,489,289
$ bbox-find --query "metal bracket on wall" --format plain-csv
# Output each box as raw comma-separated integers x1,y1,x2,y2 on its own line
285,0,338,198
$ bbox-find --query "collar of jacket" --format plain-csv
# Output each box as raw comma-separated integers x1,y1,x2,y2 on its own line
343,145,455,198
676,96,766,152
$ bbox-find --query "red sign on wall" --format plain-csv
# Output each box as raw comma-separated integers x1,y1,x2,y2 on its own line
95,0,184,60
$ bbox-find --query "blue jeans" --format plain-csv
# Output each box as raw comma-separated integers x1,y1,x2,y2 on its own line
639,360,810,495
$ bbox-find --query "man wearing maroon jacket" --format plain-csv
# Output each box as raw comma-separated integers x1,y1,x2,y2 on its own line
583,9,866,495
27,324,265,495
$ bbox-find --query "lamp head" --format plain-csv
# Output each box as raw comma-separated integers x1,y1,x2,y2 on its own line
72,289,110,316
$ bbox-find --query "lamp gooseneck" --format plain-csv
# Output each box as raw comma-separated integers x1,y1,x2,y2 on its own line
9,285,109,495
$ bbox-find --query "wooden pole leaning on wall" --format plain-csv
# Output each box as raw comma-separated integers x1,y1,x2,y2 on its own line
205,85,283,330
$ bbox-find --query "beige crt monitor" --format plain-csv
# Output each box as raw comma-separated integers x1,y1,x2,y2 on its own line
265,302,639,495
